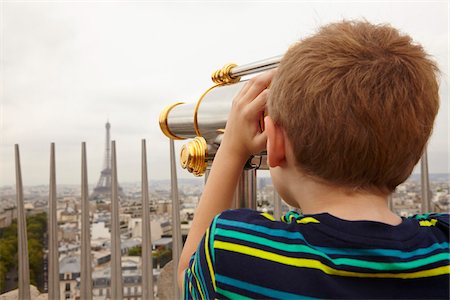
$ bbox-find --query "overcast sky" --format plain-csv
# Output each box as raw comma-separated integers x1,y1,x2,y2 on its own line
0,1,448,186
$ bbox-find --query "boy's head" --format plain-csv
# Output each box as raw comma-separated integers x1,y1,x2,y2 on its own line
268,20,439,194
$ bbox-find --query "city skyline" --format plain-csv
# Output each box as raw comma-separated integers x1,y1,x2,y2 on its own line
1,2,448,185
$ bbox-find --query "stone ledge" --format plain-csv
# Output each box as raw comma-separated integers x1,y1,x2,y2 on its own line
0,285,47,300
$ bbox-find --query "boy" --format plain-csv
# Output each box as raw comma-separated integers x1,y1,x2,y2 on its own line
178,21,449,299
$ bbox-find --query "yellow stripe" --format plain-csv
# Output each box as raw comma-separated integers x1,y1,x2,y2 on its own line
296,217,320,224
419,219,438,226
214,241,450,279
261,213,276,221
191,255,205,299
204,228,217,290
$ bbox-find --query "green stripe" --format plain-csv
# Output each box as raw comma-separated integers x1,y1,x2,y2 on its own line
283,211,301,223
413,213,447,220
184,268,190,300
210,215,218,264
414,213,432,219
217,228,325,256
216,228,450,271
216,274,318,299
216,287,253,300
192,251,209,299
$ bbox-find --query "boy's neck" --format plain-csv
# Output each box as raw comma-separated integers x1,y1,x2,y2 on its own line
288,173,402,226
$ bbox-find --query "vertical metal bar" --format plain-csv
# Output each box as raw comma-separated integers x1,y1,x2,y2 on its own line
235,169,257,209
420,150,431,213
110,141,123,300
232,178,240,209
141,140,154,300
246,169,257,209
48,143,60,300
80,142,92,300
273,189,282,220
170,139,182,300
15,144,31,300
204,169,210,184
387,194,393,212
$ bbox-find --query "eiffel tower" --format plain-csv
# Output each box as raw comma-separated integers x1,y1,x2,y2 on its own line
91,121,124,200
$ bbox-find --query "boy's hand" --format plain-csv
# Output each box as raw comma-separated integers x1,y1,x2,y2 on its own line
220,69,276,160
178,70,276,289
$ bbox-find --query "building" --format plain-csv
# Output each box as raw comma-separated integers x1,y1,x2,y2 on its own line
59,255,81,300
0,207,17,228
92,257,143,300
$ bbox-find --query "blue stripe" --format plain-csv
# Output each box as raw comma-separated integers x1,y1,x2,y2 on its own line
217,218,307,240
189,270,197,300
313,242,450,259
184,269,189,299
210,215,218,264
216,274,318,299
193,251,209,299
217,218,450,259
187,269,195,299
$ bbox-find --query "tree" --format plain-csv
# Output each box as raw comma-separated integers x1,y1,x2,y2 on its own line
0,212,47,293
128,246,142,256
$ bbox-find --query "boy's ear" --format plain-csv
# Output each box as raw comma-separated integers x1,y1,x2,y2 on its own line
265,116,286,168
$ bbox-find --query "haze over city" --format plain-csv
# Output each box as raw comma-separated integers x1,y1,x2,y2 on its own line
1,1,448,186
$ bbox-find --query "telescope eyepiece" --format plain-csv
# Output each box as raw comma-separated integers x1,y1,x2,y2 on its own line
180,136,208,177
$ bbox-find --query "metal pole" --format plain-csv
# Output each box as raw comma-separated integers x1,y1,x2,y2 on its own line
273,190,282,220
234,169,257,209
204,169,210,184
15,144,31,300
48,143,60,300
420,150,431,213
387,194,393,212
232,177,241,209
141,140,154,300
170,139,182,300
110,141,123,300
80,142,92,300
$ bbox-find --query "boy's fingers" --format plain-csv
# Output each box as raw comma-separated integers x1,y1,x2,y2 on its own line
252,131,268,153
236,81,251,99
247,89,268,114
241,69,276,104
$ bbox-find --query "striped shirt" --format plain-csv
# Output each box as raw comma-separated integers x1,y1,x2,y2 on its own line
184,209,450,299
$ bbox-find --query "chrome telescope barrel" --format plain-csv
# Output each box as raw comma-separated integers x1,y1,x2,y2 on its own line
230,55,282,78
159,55,282,176
160,82,246,141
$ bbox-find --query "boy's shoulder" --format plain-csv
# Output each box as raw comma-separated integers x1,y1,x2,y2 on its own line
216,208,277,223
213,209,450,243
216,208,310,225
213,208,321,231
407,212,449,229
218,208,450,223
408,212,449,221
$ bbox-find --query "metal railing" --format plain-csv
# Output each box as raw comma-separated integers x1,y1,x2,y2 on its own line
11,141,434,299
13,140,159,299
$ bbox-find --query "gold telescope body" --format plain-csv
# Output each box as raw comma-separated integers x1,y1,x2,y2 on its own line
159,56,282,176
